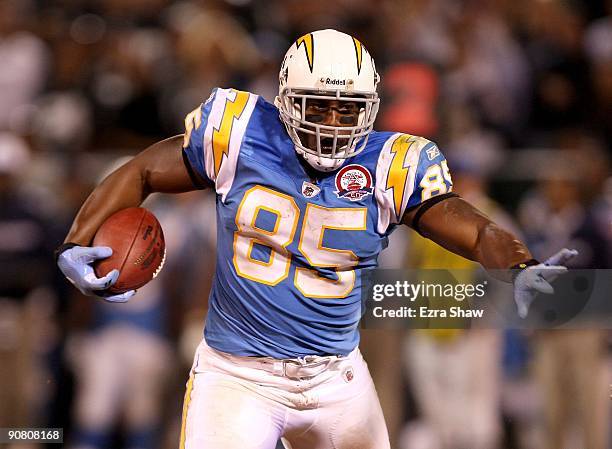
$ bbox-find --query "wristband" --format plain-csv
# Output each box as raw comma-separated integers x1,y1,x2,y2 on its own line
54,242,79,262
510,259,540,282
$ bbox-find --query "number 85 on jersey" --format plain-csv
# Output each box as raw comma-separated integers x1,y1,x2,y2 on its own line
233,186,366,299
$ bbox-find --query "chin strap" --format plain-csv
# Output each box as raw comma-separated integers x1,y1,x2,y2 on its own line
301,151,344,172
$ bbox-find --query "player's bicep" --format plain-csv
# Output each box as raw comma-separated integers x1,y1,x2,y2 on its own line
402,196,492,261
132,135,208,194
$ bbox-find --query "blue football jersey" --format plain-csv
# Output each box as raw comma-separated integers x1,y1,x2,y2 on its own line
182,88,453,358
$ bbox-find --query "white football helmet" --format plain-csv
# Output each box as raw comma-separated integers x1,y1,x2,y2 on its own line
276,29,380,172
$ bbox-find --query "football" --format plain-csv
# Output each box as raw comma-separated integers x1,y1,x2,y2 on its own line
93,207,166,293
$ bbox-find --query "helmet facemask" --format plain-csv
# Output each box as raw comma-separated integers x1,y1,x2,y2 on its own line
278,88,379,171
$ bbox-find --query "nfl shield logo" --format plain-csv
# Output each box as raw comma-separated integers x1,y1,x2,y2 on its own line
302,181,321,198
426,146,440,160
342,367,354,383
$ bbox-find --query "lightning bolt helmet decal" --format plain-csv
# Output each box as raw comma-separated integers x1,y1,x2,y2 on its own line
295,33,314,72
352,37,363,74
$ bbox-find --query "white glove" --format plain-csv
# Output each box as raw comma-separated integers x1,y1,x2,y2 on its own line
56,244,135,303
513,248,578,318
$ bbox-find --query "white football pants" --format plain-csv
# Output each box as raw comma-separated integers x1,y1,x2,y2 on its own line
179,338,390,449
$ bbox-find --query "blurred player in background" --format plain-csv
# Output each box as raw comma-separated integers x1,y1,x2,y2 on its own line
67,276,174,449
0,133,56,431
400,146,519,449
56,30,576,449
517,154,610,449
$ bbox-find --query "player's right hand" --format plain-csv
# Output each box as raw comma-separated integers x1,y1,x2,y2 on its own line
56,245,135,303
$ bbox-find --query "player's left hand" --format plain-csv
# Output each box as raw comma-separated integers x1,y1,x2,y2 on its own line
513,248,578,318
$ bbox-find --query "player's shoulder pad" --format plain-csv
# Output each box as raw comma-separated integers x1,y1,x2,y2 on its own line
374,133,452,234
182,87,259,198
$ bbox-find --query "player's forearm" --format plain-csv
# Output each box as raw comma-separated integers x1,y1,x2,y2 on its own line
473,222,533,281
64,162,150,245
407,197,533,282
64,135,196,246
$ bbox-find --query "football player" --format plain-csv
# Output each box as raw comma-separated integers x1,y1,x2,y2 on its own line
56,29,576,449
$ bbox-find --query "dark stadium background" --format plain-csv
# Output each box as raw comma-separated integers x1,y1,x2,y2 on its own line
0,0,610,448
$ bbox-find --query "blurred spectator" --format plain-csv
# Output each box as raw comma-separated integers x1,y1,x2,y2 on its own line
518,150,610,266
0,0,49,133
517,155,610,449
0,133,56,429
523,1,592,140
90,27,176,146
443,103,505,174
443,3,530,143
592,177,612,267
584,1,612,152
381,0,459,67
533,330,609,449
167,2,262,131
67,283,174,449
